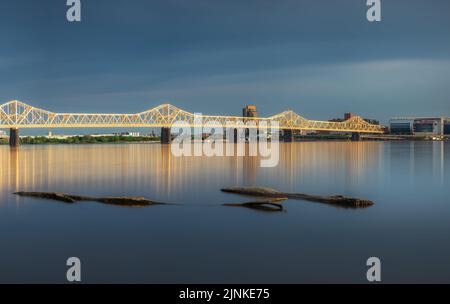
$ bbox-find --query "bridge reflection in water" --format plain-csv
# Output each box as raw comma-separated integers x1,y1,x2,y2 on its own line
0,142,449,204
2,142,445,205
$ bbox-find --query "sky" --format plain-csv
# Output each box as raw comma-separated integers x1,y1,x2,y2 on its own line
1,0,450,125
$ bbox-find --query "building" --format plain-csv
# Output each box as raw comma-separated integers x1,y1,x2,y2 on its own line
390,117,447,135
390,118,414,135
445,119,450,135
414,119,440,133
242,105,258,118
344,113,353,120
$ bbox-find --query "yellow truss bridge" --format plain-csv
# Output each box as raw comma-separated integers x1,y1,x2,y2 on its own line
1,100,383,146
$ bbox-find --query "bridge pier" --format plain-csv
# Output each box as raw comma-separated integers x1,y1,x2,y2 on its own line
351,132,361,141
244,128,259,143
282,129,293,142
161,127,171,144
225,129,240,143
9,128,20,147
233,129,238,143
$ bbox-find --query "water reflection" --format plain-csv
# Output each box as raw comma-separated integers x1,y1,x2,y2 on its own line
0,142,447,203
0,141,449,283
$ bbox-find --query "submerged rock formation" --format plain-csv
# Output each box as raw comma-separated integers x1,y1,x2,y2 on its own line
14,192,167,207
223,198,287,212
221,187,374,208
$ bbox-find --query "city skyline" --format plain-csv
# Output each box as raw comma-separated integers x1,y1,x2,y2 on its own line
1,0,450,123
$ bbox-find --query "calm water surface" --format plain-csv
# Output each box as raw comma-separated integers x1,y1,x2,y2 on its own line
0,141,449,283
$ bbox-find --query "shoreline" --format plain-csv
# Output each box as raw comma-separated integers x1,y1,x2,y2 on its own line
0,134,448,146
0,135,160,146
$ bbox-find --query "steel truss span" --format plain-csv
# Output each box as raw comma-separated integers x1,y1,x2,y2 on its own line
0,100,383,133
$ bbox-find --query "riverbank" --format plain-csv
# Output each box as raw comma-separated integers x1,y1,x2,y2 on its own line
0,134,448,145
295,134,449,141
0,135,160,145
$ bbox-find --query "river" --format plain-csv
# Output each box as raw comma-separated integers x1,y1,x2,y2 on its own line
0,141,449,283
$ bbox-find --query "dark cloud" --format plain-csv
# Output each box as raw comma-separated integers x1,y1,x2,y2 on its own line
0,0,449,123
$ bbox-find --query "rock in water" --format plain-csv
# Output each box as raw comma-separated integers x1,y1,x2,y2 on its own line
221,187,374,208
14,192,77,203
13,192,167,207
221,187,286,198
223,198,287,212
94,197,166,207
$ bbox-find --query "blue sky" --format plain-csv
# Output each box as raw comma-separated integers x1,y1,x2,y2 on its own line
1,0,450,123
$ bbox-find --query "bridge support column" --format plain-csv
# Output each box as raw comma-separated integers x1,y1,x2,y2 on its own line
351,132,361,141
9,128,20,147
233,129,239,143
226,129,239,144
244,128,259,143
282,129,293,142
161,127,171,144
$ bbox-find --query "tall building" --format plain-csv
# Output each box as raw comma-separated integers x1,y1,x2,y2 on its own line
242,105,258,118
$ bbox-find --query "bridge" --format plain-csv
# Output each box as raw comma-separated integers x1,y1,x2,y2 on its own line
0,100,384,147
